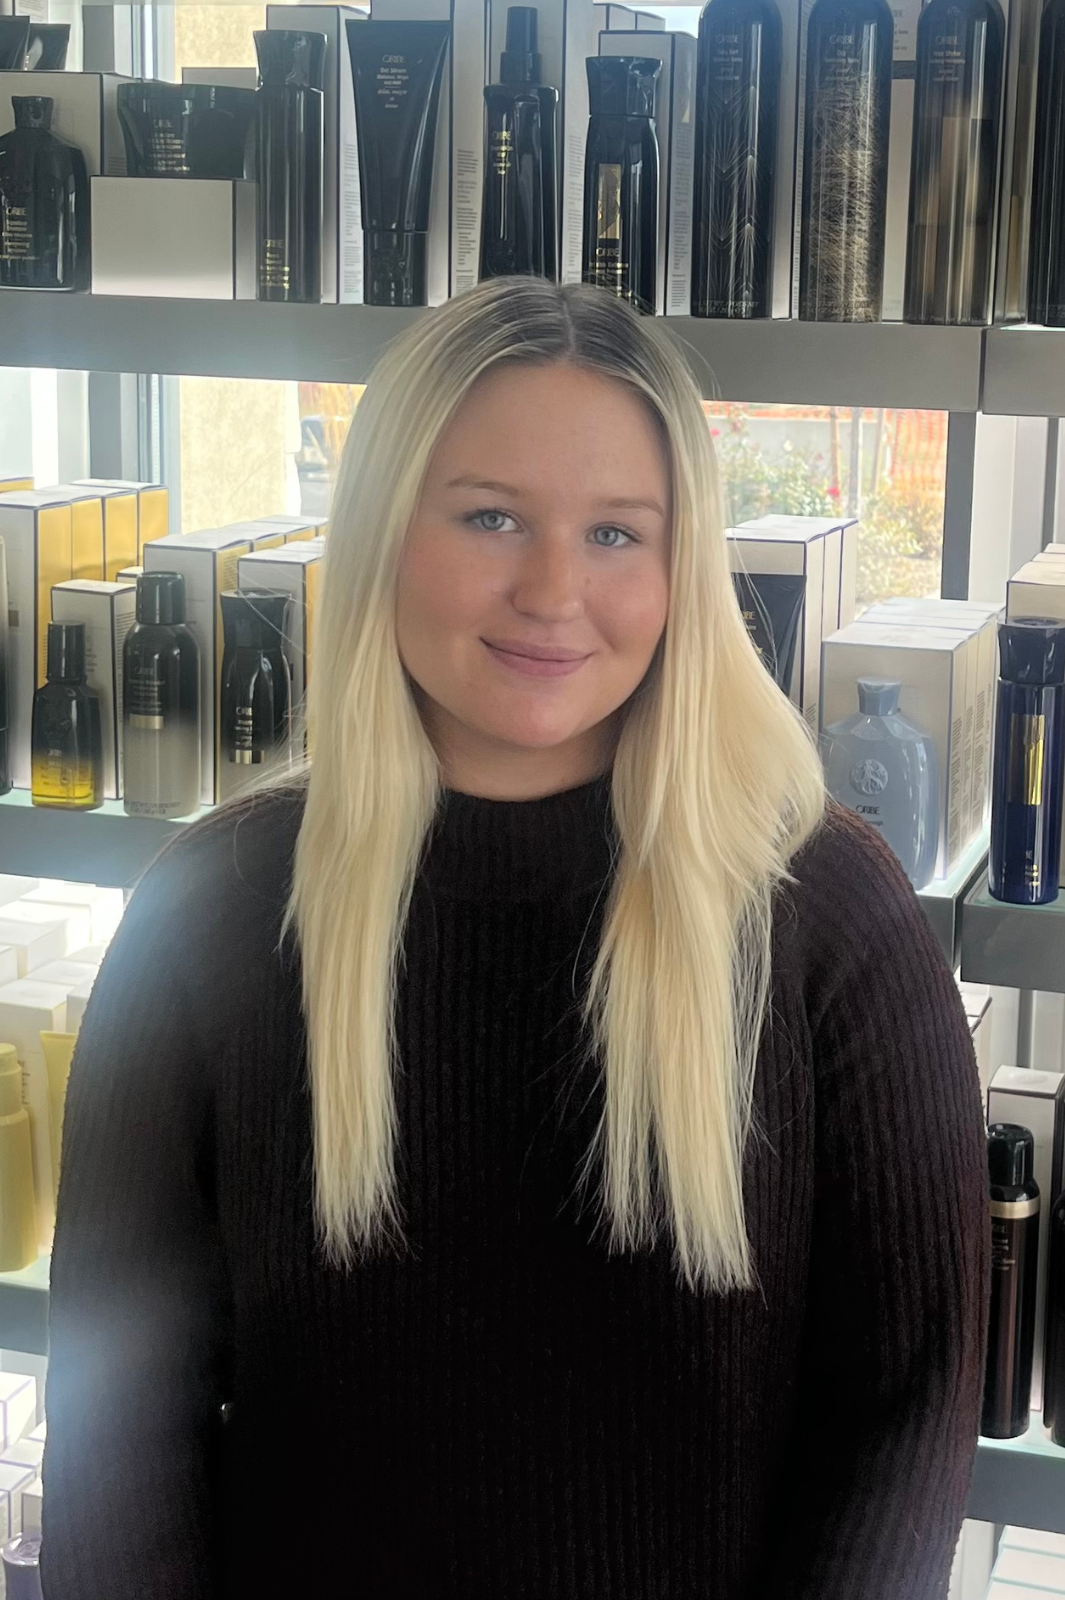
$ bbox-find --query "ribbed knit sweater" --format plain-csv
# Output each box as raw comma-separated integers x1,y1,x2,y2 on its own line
41,776,990,1600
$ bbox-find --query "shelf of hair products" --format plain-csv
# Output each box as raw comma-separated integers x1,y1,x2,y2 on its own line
0,0,1064,1589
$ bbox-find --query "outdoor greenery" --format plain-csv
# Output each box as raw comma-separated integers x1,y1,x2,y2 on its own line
712,417,942,608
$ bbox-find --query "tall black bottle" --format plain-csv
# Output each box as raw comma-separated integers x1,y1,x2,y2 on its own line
691,0,782,318
582,55,661,314
480,7,559,281
799,0,893,321
0,97,89,291
982,1123,1041,1440
1027,0,1065,326
253,30,326,304
218,591,292,802
904,0,1004,325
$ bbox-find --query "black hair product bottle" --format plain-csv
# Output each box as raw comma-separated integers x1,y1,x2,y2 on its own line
982,1123,1041,1440
798,0,893,321
582,55,661,314
30,623,103,811
1027,0,1065,326
480,6,559,281
988,617,1065,906
0,97,90,291
123,572,201,820
253,29,326,303
218,591,292,801
904,0,1004,325
691,0,783,318
1044,1188,1065,1447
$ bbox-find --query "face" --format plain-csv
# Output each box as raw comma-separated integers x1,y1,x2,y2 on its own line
395,361,672,800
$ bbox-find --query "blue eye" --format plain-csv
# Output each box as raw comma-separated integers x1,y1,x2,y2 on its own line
467,509,516,533
593,525,636,548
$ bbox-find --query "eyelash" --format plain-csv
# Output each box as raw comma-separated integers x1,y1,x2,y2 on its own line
465,509,639,547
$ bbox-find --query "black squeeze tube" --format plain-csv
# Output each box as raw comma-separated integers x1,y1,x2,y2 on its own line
731,571,805,693
346,19,450,307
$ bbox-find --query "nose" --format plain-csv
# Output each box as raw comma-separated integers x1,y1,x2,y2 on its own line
508,530,585,621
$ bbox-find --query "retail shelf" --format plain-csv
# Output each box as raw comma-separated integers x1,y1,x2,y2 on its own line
968,1423,1065,1534
982,325,1065,417
0,291,986,408
0,1254,48,1358
0,792,205,889
916,832,989,968
960,875,1065,993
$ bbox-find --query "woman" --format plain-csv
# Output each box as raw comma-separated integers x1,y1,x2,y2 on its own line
41,279,989,1599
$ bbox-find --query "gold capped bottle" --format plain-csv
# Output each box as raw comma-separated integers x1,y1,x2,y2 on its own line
31,621,103,811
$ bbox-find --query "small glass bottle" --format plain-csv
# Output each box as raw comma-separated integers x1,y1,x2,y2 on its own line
982,1123,1040,1440
988,617,1065,906
31,622,103,811
123,571,201,820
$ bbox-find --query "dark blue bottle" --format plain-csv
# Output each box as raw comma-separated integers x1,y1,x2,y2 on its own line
988,618,1065,906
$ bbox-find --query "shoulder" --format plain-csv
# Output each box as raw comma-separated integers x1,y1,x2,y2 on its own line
775,801,947,1020
125,781,307,953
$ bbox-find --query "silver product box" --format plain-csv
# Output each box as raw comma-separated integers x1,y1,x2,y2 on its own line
90,177,257,299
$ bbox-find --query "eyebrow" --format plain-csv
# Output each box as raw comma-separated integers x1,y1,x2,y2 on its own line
444,475,667,519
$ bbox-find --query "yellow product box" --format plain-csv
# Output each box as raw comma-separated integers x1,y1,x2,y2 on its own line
237,543,324,754
73,478,169,559
0,478,31,495
144,530,254,804
116,565,143,585
254,513,330,543
62,482,136,580
40,486,106,582
215,520,288,552
0,494,74,789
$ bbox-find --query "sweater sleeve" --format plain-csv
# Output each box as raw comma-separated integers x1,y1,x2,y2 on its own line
767,810,990,1600
40,835,231,1600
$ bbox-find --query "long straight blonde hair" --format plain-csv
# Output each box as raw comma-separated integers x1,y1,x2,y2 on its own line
286,278,825,1295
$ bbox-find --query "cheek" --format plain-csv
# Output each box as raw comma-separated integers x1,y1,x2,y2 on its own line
399,524,495,627
594,565,670,650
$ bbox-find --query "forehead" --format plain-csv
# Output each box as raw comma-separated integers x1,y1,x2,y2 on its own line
427,362,670,495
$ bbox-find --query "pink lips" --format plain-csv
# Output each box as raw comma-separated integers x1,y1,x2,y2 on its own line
483,641,589,678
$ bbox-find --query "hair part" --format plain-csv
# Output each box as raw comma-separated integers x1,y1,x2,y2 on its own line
284,278,825,1295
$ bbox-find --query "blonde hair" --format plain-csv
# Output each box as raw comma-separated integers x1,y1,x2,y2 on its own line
286,278,825,1295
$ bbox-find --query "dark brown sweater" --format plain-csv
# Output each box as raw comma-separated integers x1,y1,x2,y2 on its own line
41,776,990,1599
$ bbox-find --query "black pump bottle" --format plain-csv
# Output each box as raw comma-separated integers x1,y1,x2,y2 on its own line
480,7,559,281
982,1123,1041,1440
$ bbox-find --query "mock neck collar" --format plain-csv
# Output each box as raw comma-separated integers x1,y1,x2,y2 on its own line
419,772,618,903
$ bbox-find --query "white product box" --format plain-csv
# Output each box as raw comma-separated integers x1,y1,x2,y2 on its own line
598,30,696,315
144,530,254,805
0,1462,37,1541
881,0,922,320
237,544,324,752
373,0,487,300
821,623,970,877
858,605,995,845
0,920,65,978
267,6,365,303
1001,1525,1065,1555
181,67,260,88
773,0,815,317
0,880,39,909
20,1476,40,1536
22,882,123,945
736,513,859,635
65,977,94,1034
994,1548,1065,1591
634,9,664,26
968,992,993,1094
26,1423,43,1446
0,1437,43,1477
988,1064,1065,1415
0,1378,35,1458
209,520,287,553
66,943,110,966
0,978,68,1246
0,493,74,791
91,177,256,300
730,516,862,731
596,2,637,23
490,0,595,284
254,514,330,543
50,581,136,801
33,961,100,1003
0,71,127,175
1,902,91,955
